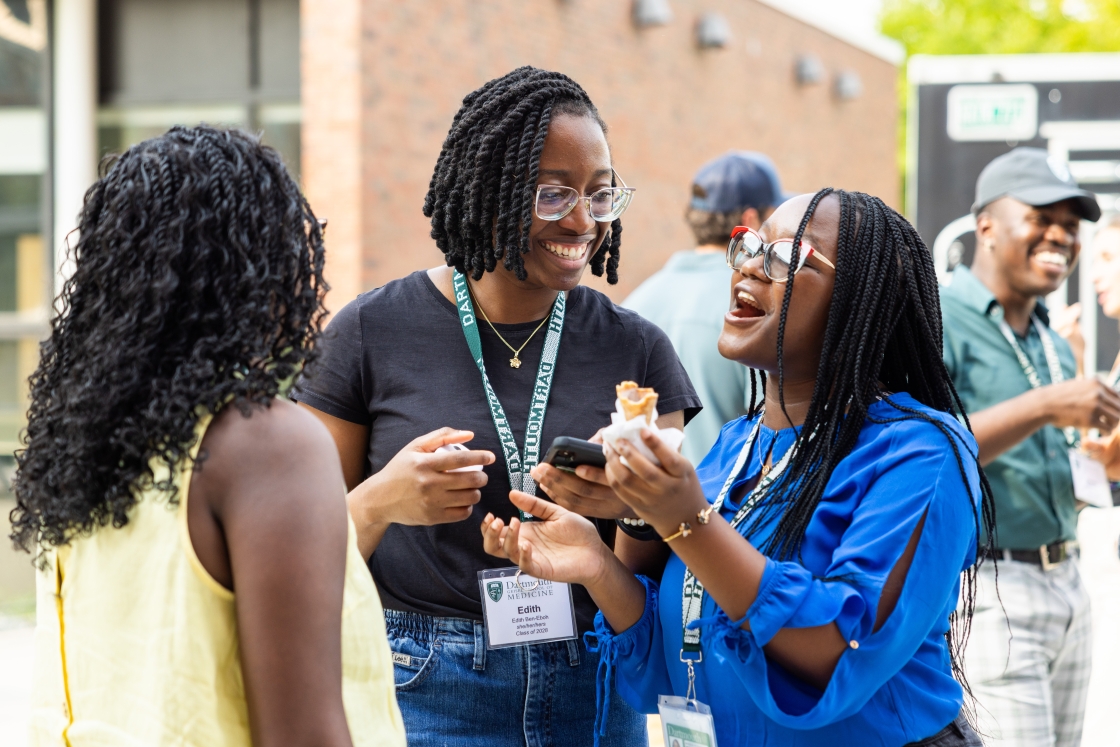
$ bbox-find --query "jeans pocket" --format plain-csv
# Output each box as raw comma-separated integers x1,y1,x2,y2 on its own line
903,716,976,747
386,631,438,692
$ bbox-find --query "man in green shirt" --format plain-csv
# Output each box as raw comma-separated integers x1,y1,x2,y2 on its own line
942,148,1114,747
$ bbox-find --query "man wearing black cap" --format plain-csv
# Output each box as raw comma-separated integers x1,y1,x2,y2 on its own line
942,147,1115,747
623,151,788,464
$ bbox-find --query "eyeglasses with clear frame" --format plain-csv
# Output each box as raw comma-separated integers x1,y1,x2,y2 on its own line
534,170,636,222
726,226,835,282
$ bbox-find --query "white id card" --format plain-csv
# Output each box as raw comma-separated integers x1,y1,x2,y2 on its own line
659,695,718,747
1070,451,1112,509
477,567,577,649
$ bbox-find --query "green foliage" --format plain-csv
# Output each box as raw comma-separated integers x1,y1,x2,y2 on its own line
878,0,1120,208
881,0,1120,55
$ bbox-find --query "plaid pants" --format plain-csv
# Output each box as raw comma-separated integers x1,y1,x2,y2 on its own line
962,557,1092,747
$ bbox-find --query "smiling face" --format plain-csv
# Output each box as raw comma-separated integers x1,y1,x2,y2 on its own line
975,197,1082,300
1091,225,1120,319
717,193,839,379
512,113,613,291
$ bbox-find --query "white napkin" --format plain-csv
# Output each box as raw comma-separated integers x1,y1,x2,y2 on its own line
601,400,684,467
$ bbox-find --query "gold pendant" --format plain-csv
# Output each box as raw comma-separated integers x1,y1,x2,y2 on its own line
760,463,771,477
510,357,521,368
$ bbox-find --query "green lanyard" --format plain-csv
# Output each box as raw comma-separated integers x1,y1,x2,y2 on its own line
681,417,795,657
452,270,565,520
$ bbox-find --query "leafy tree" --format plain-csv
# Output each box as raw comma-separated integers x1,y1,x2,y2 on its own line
878,0,1120,206
881,0,1120,55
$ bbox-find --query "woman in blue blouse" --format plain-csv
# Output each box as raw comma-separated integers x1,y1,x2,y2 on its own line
482,188,995,746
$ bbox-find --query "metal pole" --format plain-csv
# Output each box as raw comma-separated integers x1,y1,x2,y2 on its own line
52,0,97,286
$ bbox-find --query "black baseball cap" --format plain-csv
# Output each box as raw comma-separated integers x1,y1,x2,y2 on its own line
689,151,792,213
972,147,1100,221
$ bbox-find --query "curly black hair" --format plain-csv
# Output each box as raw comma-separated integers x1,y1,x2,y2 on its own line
423,66,622,283
9,125,327,553
741,189,995,717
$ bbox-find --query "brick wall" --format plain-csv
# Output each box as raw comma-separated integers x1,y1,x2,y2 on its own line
303,0,898,311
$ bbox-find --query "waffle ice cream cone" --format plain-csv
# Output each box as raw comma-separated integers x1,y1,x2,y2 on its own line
616,381,658,424
603,381,683,467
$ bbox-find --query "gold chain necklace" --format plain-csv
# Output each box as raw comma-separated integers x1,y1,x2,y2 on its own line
467,284,551,369
757,432,776,477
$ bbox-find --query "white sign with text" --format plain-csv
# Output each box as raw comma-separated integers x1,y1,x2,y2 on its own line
478,567,577,649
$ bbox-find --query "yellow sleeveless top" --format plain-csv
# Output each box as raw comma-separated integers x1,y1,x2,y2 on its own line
30,414,405,747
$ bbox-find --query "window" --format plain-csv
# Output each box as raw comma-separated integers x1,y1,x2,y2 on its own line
0,0,47,454
97,0,301,178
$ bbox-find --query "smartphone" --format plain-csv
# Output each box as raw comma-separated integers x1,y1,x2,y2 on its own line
543,436,606,472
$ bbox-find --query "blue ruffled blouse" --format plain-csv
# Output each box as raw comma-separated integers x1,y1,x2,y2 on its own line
587,392,982,747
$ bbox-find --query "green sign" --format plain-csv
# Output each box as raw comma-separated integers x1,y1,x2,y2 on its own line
947,84,1038,142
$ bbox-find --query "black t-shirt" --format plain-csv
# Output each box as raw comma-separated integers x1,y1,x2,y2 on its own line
293,270,701,631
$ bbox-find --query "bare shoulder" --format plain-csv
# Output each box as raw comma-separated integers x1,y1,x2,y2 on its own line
206,398,335,454
198,398,342,490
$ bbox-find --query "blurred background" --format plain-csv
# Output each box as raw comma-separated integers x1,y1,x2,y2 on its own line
0,0,1119,745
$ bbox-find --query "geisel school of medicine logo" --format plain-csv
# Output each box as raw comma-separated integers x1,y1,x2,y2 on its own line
487,581,504,602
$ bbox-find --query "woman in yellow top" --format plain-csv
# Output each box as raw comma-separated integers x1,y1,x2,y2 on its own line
9,126,405,747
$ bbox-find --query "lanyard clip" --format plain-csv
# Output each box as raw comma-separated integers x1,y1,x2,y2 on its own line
679,649,702,704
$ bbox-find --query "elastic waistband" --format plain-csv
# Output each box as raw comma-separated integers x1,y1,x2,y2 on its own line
383,609,478,641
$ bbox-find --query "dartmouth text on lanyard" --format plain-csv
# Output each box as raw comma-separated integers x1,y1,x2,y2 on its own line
452,270,564,520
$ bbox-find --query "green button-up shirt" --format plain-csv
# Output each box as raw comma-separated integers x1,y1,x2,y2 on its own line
941,266,1077,549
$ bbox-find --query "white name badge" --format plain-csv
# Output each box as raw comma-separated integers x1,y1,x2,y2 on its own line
477,567,578,649
1070,451,1112,509
659,695,718,747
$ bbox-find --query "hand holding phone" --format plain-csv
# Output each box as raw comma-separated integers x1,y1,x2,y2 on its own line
533,436,631,519
543,437,606,472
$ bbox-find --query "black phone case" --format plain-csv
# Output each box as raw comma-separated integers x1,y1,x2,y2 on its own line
543,436,606,471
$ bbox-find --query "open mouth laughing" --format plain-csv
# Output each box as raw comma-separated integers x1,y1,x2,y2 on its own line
1029,243,1072,277
729,288,765,320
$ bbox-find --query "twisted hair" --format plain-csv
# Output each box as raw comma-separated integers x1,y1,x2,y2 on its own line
423,66,622,283
10,125,327,553
743,188,996,714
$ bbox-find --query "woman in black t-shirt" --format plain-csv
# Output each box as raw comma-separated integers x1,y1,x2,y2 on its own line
295,67,700,747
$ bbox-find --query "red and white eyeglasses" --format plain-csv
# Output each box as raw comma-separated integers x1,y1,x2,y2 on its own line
725,226,835,283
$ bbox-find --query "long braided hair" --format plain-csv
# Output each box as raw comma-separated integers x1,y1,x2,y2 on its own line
423,66,622,283
742,188,996,705
10,125,327,553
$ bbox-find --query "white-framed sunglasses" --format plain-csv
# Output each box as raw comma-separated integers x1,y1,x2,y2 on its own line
534,170,635,222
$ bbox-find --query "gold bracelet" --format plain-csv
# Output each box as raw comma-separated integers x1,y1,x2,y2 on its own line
696,505,716,525
661,522,692,543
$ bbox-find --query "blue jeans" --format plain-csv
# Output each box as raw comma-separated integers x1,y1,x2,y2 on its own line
385,609,648,747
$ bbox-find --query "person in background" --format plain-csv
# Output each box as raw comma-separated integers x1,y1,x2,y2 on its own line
13,126,405,747
941,147,1113,747
1076,214,1120,477
623,152,788,464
